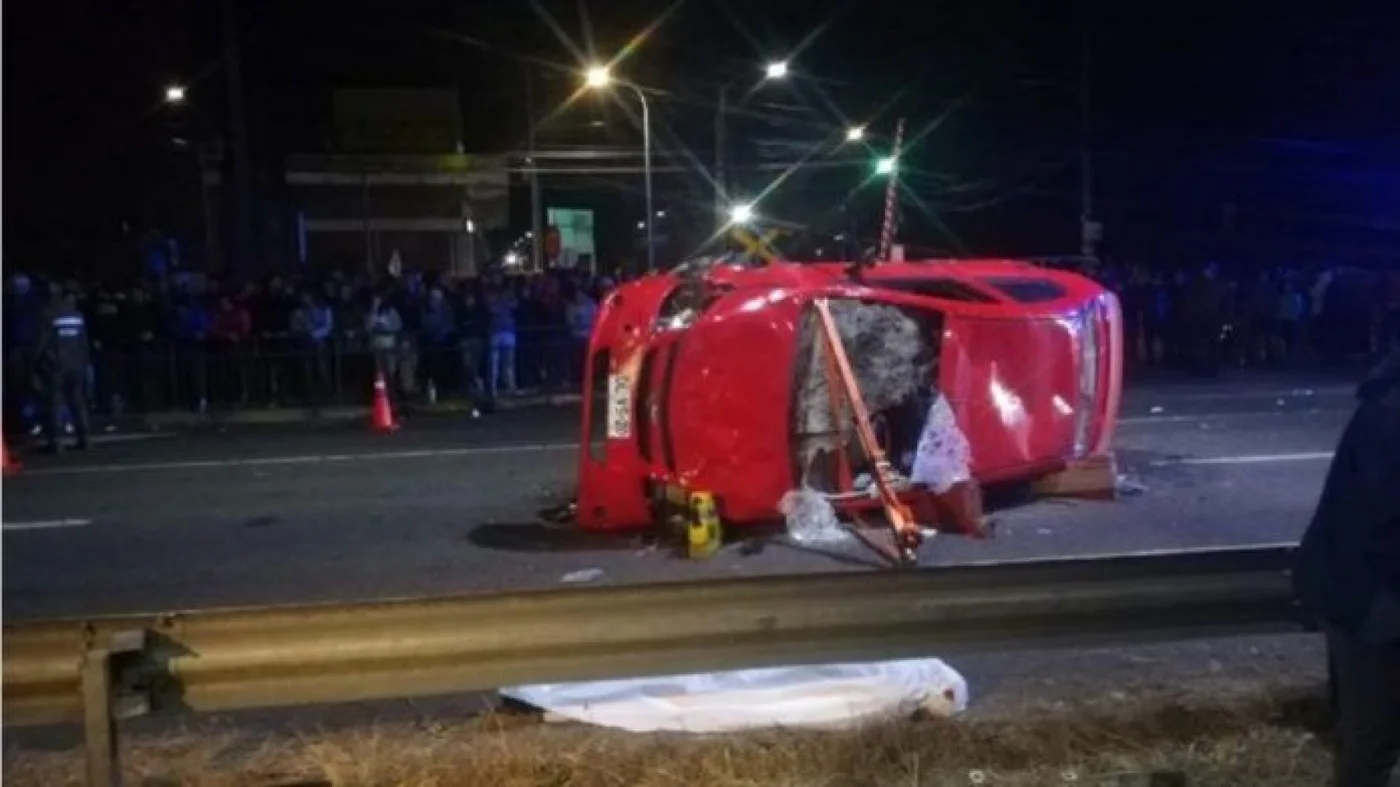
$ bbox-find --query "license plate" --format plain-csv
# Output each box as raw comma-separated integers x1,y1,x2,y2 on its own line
607,374,632,439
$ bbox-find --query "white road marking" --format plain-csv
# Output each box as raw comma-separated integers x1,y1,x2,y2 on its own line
3,518,93,531
1127,385,1351,403
20,442,581,477
1150,451,1334,468
954,540,1299,568
1117,407,1344,425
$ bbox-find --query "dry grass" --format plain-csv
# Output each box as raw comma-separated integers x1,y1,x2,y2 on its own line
4,684,1333,787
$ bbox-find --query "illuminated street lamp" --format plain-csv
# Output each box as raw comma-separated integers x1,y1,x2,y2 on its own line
715,58,792,228
584,65,611,89
729,202,755,225
584,64,655,270
876,156,897,175
164,84,187,104
846,126,866,142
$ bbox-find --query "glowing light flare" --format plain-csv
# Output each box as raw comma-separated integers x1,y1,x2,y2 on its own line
584,65,611,89
876,156,897,175
729,203,755,224
164,84,187,104
764,60,789,80
846,126,866,142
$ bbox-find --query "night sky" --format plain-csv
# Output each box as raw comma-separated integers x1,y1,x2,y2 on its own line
5,0,1398,268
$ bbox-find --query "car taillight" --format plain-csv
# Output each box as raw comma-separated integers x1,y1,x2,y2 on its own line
1072,298,1102,457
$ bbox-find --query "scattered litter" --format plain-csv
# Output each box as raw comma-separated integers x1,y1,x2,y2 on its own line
1149,405,1165,414
500,657,968,733
1115,474,1149,496
779,489,851,546
909,393,972,494
560,568,605,584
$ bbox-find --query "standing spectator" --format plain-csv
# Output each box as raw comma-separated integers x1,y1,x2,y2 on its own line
209,295,252,404
170,290,210,410
290,292,334,406
33,288,92,453
485,278,518,399
87,286,125,415
1244,271,1278,366
366,294,403,406
120,286,164,410
4,274,44,436
1278,278,1306,363
456,287,487,399
420,287,456,396
1181,263,1226,377
564,283,598,386
1294,348,1400,787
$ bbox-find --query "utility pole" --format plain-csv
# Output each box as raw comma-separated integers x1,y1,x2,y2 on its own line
1079,23,1099,264
525,68,544,272
714,84,729,231
221,0,254,273
877,118,906,261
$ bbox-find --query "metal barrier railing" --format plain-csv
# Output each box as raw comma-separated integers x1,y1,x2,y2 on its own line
13,328,588,416
2,544,1302,786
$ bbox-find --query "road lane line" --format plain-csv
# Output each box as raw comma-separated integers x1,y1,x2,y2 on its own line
1126,385,1351,402
1117,407,1346,425
1150,451,1333,467
3,518,93,531
20,442,581,477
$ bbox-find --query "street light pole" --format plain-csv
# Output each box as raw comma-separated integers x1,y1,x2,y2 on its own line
713,61,788,231
629,83,655,272
714,83,729,231
584,66,654,270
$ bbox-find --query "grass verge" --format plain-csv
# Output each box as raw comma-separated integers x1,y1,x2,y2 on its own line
4,684,1332,787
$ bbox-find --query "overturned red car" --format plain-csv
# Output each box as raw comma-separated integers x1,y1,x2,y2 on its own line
572,257,1123,545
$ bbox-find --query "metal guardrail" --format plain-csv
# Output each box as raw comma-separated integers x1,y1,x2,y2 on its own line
2,545,1303,785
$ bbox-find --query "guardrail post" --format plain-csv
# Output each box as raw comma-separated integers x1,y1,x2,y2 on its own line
78,629,148,787
79,640,119,787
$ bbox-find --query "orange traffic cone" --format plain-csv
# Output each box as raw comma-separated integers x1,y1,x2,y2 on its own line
371,372,399,433
2,432,20,476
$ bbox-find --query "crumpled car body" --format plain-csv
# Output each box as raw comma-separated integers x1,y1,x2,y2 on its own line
574,259,1123,531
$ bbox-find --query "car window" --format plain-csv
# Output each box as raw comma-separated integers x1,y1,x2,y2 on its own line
979,276,1067,303
870,278,997,303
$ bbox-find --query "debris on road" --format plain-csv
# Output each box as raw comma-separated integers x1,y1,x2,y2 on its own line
1115,474,1149,497
560,568,605,584
779,490,852,546
500,658,968,733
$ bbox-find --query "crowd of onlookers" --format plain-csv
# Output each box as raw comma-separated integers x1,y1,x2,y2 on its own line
3,268,628,420
5,258,1400,423
1077,261,1400,375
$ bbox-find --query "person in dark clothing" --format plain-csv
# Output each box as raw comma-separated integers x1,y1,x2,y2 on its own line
33,290,92,453
1181,264,1226,376
1294,348,1400,787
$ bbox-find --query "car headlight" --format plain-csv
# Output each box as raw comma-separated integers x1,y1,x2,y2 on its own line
1072,299,1101,457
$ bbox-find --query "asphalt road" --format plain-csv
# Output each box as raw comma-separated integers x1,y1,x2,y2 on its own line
2,371,1359,620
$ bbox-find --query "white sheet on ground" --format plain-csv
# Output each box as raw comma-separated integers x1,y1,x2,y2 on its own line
500,658,968,733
